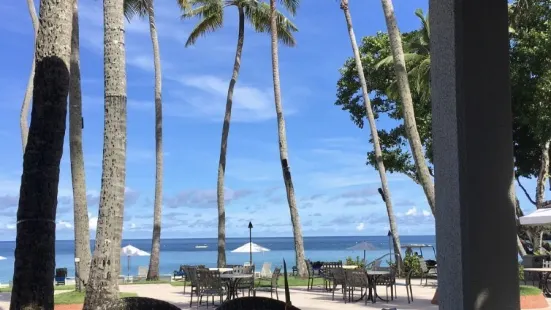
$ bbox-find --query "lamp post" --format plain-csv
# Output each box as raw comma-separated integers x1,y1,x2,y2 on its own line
248,221,253,265
387,230,393,266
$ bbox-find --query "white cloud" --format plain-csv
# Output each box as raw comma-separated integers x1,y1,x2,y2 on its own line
57,220,73,230
405,207,418,216
356,223,365,231
422,210,431,217
168,75,293,122
89,215,98,231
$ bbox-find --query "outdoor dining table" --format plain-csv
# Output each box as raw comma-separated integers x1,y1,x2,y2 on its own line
220,273,254,300
364,270,391,303
523,268,551,296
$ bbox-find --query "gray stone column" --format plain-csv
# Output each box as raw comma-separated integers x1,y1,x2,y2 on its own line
430,0,520,309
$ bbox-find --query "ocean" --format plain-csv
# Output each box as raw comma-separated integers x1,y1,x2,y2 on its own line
0,235,436,283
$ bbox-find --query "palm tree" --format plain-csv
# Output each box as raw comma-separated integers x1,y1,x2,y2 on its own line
69,0,92,290
179,0,297,268
379,0,436,215
268,0,307,277
83,0,128,306
377,9,430,102
123,0,164,281
339,0,402,270
20,0,39,153
9,0,73,307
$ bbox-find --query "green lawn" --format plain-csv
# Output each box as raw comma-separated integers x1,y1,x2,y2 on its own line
54,291,137,305
520,285,543,296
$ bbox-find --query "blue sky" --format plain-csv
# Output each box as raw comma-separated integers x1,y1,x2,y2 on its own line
0,0,539,240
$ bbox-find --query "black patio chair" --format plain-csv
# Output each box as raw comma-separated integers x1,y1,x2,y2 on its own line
196,269,225,308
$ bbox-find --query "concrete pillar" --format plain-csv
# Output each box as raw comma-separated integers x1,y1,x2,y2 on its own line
430,0,520,309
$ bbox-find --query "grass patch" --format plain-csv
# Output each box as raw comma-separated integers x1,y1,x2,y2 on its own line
520,285,543,296
54,291,137,305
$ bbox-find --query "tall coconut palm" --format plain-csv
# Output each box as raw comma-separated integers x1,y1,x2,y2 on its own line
69,0,92,290
83,0,128,306
380,0,436,215
377,8,430,102
268,0,307,277
20,0,39,153
10,0,73,307
339,0,402,269
123,0,164,281
179,0,297,268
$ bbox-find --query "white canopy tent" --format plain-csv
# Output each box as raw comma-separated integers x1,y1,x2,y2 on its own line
121,245,150,277
519,208,551,226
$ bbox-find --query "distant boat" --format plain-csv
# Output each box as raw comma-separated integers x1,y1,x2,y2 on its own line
195,245,208,249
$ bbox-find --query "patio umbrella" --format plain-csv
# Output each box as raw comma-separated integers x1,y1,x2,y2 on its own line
121,245,150,277
231,242,270,253
519,208,551,225
347,241,376,262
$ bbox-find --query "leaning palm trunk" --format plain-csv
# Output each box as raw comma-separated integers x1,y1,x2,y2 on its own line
69,0,92,289
380,0,436,215
269,0,307,277
340,0,402,269
146,0,164,281
10,0,73,307
84,0,128,307
217,7,245,268
20,0,39,153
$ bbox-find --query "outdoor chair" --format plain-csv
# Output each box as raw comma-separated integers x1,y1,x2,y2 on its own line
182,266,199,307
344,269,370,304
305,260,322,291
394,269,414,303
235,266,255,298
137,266,148,281
369,259,382,271
373,270,395,301
259,262,273,279
419,258,437,286
196,269,225,308
255,267,281,300
321,261,342,291
54,268,67,286
328,267,347,303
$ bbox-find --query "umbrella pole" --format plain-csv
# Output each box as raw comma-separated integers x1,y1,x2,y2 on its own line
127,256,130,278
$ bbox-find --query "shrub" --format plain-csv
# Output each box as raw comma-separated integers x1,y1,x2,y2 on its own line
404,254,422,277
345,256,366,269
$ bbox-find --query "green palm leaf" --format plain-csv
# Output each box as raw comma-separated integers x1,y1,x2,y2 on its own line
184,5,224,46
244,1,298,46
123,0,152,20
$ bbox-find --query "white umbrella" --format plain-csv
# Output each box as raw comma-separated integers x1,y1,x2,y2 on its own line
231,242,270,253
347,241,376,262
121,245,150,277
519,208,551,225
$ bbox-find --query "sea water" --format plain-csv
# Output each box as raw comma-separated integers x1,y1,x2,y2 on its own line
0,235,435,282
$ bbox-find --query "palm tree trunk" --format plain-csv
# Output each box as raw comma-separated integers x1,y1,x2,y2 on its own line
20,0,39,153
536,140,550,209
84,0,128,306
340,0,402,268
380,0,436,215
216,6,245,268
69,0,92,291
146,0,163,281
269,0,307,278
10,0,73,308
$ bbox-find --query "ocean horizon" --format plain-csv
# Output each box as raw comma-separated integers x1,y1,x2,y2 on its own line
0,235,436,283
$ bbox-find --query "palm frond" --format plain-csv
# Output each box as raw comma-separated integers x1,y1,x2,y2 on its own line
180,0,223,20
244,1,298,46
375,55,393,69
185,10,224,46
278,0,299,16
124,0,152,20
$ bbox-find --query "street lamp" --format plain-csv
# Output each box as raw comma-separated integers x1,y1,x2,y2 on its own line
387,230,393,266
248,222,253,265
